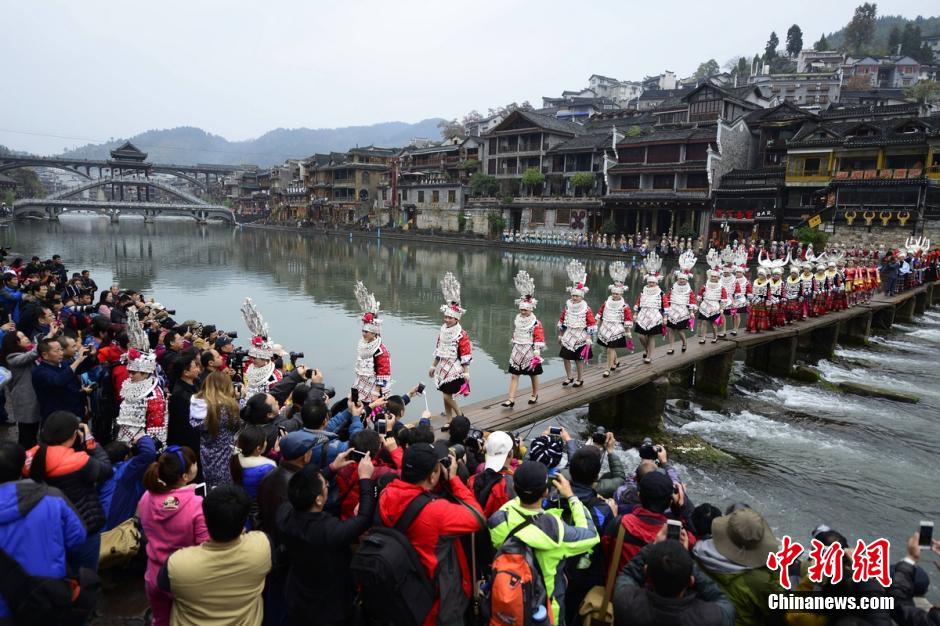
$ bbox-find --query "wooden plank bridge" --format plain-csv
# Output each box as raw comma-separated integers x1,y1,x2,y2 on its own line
444,283,936,435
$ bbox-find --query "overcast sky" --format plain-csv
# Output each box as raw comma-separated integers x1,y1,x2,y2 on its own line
2,0,936,155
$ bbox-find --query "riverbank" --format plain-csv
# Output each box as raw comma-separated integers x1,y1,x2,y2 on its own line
241,221,668,260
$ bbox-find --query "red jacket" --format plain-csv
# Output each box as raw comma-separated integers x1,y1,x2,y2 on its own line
336,460,397,520
607,506,697,572
467,469,515,519
378,477,485,626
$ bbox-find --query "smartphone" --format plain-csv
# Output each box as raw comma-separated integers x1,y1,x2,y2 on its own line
376,419,387,435
666,519,682,542
549,426,562,436
349,449,366,462
416,382,426,394
919,521,934,550
193,483,208,498
350,387,359,404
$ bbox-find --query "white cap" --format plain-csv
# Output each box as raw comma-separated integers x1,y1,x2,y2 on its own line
484,431,514,472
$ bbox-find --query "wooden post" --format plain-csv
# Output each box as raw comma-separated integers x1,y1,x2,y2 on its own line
838,311,872,346
800,322,839,361
693,350,735,397
914,290,927,316
745,336,797,377
895,296,916,323
872,306,895,330
588,377,669,437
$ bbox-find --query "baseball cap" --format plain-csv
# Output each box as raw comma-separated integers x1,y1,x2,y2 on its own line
401,442,439,483
214,335,233,350
484,431,513,472
512,460,548,497
279,431,318,460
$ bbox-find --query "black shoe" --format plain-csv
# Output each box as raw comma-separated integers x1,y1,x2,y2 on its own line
501,400,514,408
528,395,538,405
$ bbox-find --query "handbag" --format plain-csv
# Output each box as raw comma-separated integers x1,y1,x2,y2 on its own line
578,520,626,625
99,516,143,570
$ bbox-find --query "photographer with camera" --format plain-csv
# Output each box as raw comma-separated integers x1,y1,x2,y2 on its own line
375,442,485,626
24,412,113,573
32,337,90,421
559,426,627,499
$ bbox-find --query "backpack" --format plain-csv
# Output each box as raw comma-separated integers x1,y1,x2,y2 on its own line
351,492,435,626
482,517,554,626
0,547,98,626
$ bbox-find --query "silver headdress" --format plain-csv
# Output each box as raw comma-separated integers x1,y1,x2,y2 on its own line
354,281,382,334
719,245,734,268
126,314,156,374
566,260,589,296
758,249,792,275
706,248,721,278
643,251,663,282
439,272,466,319
676,249,697,280
608,261,629,294
241,297,275,360
905,236,930,256
733,247,748,271
513,270,537,310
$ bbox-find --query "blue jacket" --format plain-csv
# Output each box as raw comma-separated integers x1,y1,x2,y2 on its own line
0,286,23,324
0,480,87,618
31,360,84,419
99,436,158,531
304,408,364,468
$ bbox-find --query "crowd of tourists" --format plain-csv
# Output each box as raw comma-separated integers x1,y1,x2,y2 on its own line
0,247,937,626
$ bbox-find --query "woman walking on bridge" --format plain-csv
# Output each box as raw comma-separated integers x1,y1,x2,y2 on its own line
596,261,634,377
502,271,544,407
664,251,697,355
430,272,472,418
634,252,665,365
557,260,595,388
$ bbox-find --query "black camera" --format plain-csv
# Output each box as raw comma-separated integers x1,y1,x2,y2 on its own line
165,309,176,315
638,437,663,461
223,330,237,339
592,426,607,446
289,351,304,361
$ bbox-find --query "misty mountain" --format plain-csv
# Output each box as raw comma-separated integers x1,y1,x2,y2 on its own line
58,119,445,166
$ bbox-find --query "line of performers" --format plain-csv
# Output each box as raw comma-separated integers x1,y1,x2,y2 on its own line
330,247,887,418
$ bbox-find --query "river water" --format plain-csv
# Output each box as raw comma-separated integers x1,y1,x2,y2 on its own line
4,217,937,598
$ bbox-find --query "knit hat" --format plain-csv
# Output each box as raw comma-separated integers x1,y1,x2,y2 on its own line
528,435,564,468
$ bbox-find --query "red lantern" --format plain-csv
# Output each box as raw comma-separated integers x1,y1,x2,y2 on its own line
736,210,744,219
746,210,753,219
715,209,723,218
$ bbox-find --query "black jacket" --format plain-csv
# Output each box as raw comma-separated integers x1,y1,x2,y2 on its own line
614,543,735,626
890,560,940,626
27,442,113,534
258,463,302,538
167,379,200,452
277,478,376,625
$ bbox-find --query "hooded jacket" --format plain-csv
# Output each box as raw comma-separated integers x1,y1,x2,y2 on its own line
137,486,209,589
98,435,158,531
614,542,735,626
692,538,783,626
277,477,377,625
608,505,697,572
378,476,485,626
488,496,600,624
24,441,113,533
0,480,87,618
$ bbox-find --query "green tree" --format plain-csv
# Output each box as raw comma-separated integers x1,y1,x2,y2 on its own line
569,172,595,195
795,226,830,248
904,80,940,105
469,172,498,196
814,34,829,51
752,54,763,72
520,168,544,196
765,31,779,59
487,210,507,237
3,190,14,206
694,58,720,78
918,43,935,65
786,24,803,57
843,3,877,55
887,24,902,53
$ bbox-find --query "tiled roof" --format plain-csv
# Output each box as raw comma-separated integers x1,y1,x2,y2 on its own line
616,126,715,146
547,133,611,153
488,110,584,136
